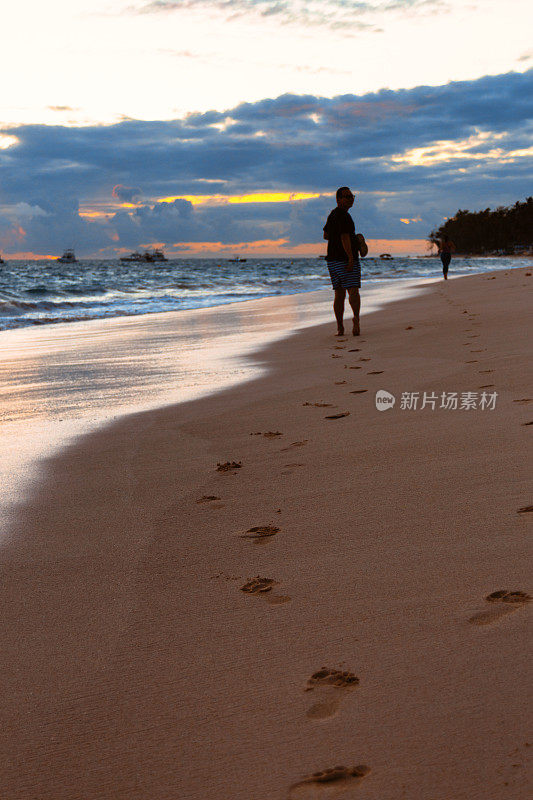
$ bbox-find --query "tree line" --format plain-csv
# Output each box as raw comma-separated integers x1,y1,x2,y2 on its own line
428,198,533,254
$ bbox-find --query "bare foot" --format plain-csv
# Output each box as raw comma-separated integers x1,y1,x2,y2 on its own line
335,328,345,337
352,318,360,336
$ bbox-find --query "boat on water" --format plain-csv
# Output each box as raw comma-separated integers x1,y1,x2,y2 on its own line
120,251,144,263
57,249,78,263
228,255,247,263
120,249,168,263
379,253,393,260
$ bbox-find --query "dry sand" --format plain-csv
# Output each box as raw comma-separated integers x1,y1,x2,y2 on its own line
0,268,531,799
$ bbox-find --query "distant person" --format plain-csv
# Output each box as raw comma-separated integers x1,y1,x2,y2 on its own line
438,235,455,279
323,186,367,336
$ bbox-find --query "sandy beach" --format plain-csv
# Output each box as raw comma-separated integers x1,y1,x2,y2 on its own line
0,267,531,799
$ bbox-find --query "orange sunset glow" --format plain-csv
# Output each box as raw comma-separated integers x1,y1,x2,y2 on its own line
78,192,327,221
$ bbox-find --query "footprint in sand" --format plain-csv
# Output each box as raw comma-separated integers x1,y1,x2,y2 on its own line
350,389,368,394
469,590,531,626
479,369,493,373
367,370,384,375
196,495,225,508
305,668,359,720
325,412,350,419
196,494,221,503
263,431,283,438
479,384,494,389
344,365,362,370
348,348,361,352
521,421,533,426
289,765,370,798
240,525,280,542
240,576,291,605
282,462,305,475
331,354,342,359
334,380,347,385
333,346,346,350
513,398,532,404
303,402,335,408
358,357,371,362
517,505,533,514
405,326,413,330
280,440,308,452
465,360,478,363
216,461,242,472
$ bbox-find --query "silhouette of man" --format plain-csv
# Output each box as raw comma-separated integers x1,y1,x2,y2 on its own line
438,235,455,279
323,187,367,336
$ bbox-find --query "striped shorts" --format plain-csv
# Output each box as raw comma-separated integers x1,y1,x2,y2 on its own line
327,259,361,290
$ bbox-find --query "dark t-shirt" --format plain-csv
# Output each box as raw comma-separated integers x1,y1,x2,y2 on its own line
324,207,359,263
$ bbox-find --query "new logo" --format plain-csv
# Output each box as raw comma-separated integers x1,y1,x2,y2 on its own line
375,389,395,411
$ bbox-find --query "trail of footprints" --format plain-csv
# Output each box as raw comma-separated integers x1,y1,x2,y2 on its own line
199,320,531,792
202,345,374,788
462,307,532,428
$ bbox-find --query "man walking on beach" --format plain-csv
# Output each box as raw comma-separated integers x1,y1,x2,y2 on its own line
438,235,455,280
323,187,367,336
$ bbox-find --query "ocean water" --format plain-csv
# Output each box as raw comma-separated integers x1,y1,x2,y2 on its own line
0,255,531,331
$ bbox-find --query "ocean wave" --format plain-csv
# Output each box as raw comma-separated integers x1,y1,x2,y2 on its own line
0,256,531,331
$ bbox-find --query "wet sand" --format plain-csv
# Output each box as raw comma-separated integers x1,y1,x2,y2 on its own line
0,268,531,799
0,279,426,526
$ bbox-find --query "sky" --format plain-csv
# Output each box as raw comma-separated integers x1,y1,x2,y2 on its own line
0,0,532,257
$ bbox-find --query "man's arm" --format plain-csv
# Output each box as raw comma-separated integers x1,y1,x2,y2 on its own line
341,232,354,272
323,227,329,240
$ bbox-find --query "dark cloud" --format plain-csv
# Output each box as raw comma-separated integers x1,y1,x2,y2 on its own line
0,70,531,253
112,184,143,202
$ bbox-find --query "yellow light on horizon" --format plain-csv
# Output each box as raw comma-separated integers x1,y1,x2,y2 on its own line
158,191,324,205
79,210,107,219
227,192,321,204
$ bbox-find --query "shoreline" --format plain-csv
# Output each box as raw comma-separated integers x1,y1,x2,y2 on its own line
0,267,531,799
2,257,531,335
0,277,431,526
